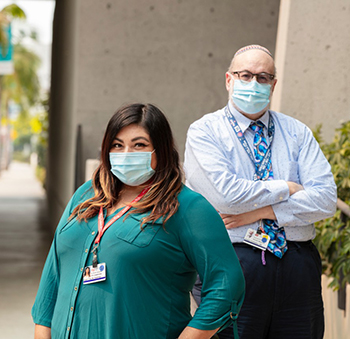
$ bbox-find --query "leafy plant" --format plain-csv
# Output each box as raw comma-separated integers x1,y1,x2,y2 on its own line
313,122,350,289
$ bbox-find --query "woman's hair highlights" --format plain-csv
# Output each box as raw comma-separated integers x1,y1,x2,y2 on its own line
72,103,183,226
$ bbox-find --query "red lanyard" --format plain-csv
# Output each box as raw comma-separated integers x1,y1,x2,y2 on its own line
94,186,150,245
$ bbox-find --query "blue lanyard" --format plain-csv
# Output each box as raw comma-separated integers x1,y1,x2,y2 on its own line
224,106,275,181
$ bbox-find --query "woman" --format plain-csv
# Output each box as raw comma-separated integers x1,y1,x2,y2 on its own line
32,103,245,339
82,266,90,281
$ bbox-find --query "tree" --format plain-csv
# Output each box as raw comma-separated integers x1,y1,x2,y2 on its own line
0,4,26,50
1,43,41,108
0,4,42,170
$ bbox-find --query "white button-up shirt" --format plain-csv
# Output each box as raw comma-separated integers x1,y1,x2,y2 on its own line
184,101,337,243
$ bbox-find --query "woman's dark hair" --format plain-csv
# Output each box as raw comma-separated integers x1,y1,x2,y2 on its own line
72,103,183,225
84,267,90,277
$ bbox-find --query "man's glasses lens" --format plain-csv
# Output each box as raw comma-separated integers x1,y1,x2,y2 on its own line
234,71,274,84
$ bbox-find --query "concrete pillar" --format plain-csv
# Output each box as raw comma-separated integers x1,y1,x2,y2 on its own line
48,0,280,227
271,0,350,142
47,0,79,225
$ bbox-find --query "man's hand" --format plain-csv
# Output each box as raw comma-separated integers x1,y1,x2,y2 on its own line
286,181,304,196
221,206,276,229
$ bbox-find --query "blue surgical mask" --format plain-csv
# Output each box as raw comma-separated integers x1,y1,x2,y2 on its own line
231,79,271,114
109,151,155,186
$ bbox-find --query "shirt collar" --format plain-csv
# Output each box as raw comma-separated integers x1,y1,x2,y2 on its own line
227,100,270,133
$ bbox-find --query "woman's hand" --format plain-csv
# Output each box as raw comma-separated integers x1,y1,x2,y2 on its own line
34,324,51,339
221,206,276,229
178,326,219,338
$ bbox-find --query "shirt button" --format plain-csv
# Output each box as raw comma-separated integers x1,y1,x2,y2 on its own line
67,327,70,331
254,204,257,207
74,286,77,291
70,307,74,311
279,196,283,201
92,231,95,235
85,249,88,253
80,267,83,272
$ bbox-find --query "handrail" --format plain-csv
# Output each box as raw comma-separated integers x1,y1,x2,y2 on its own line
74,124,83,190
336,197,349,312
337,198,350,218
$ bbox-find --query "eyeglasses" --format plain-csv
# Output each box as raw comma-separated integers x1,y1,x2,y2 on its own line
231,70,275,84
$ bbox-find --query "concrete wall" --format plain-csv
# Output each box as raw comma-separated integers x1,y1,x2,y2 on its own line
271,0,350,142
76,0,280,164
322,275,350,339
48,0,280,226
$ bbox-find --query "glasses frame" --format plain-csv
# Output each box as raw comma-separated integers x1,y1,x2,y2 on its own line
231,70,275,84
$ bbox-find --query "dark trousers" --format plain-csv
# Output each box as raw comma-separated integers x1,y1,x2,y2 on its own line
192,241,324,339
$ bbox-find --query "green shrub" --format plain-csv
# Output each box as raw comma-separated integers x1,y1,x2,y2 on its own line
12,150,30,163
313,122,350,289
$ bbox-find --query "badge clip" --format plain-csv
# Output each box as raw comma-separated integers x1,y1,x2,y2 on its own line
92,245,99,268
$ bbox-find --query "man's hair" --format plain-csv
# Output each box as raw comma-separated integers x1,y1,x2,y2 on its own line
228,44,276,75
234,44,273,58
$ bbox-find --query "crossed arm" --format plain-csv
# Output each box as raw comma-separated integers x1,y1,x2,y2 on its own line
221,181,304,229
185,121,336,229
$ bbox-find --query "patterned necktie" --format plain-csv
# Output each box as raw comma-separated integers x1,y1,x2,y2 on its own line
250,121,288,258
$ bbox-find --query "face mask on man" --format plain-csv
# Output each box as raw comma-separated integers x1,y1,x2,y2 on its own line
231,79,271,114
109,151,155,186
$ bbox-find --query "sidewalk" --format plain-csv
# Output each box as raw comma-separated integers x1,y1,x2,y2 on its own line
0,162,52,338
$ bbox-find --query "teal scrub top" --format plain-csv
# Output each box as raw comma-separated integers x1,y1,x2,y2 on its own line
32,181,245,339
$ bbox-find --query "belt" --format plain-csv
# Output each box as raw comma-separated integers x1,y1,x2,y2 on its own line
287,240,313,248
233,240,313,249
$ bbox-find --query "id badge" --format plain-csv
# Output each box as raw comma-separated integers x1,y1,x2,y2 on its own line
243,228,270,251
83,263,107,284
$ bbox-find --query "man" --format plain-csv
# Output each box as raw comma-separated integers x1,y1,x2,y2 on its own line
184,45,337,339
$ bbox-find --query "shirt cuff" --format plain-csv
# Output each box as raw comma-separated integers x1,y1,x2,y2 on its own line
187,301,236,332
264,179,289,204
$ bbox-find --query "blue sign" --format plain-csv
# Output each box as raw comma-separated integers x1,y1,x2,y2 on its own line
0,23,14,74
